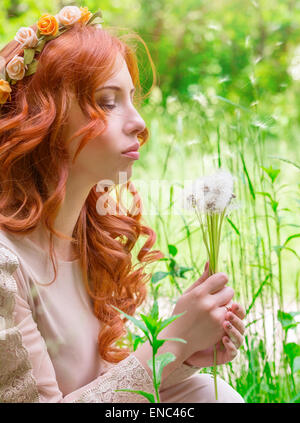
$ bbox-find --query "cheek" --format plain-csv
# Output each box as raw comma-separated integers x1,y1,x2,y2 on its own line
88,134,119,157
72,131,117,158
72,133,123,177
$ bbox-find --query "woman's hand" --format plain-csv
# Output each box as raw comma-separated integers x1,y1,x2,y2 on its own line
161,263,235,359
182,302,246,368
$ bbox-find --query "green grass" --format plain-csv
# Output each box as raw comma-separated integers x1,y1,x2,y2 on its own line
116,92,300,403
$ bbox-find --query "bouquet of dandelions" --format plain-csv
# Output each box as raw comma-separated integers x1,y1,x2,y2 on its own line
177,168,238,400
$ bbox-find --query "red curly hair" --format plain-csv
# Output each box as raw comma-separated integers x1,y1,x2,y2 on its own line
0,21,164,363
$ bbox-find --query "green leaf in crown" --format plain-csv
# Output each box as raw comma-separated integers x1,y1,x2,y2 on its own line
25,59,38,77
43,27,69,42
86,11,104,26
90,17,104,27
23,48,36,66
35,39,46,53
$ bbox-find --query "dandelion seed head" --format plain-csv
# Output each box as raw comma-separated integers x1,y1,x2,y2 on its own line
187,193,198,209
201,169,234,213
177,168,236,215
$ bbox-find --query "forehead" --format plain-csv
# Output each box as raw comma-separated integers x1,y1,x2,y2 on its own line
105,53,133,86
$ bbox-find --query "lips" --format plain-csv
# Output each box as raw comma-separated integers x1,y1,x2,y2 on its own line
122,143,140,154
122,151,140,160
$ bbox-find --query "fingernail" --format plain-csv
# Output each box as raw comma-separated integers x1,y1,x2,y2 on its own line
228,312,234,320
226,322,232,329
205,261,209,271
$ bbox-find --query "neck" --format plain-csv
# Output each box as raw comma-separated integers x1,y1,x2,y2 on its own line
28,174,95,261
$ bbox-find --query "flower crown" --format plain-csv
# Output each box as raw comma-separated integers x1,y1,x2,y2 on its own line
0,6,104,106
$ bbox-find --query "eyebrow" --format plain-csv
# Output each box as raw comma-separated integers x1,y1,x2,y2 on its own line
96,85,135,94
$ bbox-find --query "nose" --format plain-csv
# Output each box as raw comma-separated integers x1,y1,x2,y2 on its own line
125,106,146,136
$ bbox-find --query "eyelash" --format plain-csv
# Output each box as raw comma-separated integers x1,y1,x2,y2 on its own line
99,104,116,111
98,94,136,112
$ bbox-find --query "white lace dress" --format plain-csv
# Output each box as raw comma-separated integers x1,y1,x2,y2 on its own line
0,230,200,403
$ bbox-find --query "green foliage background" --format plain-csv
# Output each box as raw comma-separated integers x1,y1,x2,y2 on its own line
1,1,300,113
1,0,299,403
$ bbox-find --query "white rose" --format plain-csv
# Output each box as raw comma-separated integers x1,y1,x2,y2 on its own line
56,6,82,26
14,27,38,48
6,55,26,80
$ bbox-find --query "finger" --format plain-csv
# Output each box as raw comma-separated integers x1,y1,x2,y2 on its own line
201,272,229,295
225,311,245,335
212,285,234,306
231,302,246,320
224,300,234,310
223,320,244,348
217,339,226,352
184,261,209,295
222,336,238,360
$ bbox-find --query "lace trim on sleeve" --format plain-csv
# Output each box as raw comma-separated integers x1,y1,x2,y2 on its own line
72,354,156,403
0,245,40,403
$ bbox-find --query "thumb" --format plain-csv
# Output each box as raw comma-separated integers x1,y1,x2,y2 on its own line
183,260,209,295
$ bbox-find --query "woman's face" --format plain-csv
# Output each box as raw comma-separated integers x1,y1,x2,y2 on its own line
64,52,146,189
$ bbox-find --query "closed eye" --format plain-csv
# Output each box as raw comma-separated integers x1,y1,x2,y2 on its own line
99,104,116,111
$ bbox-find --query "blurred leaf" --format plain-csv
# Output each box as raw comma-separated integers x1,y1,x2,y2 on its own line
147,352,176,388
151,271,169,284
226,217,240,236
178,265,193,278
246,274,271,315
152,338,165,355
284,343,300,373
277,310,300,332
293,356,300,373
283,234,300,247
150,299,159,321
163,337,187,344
283,247,300,262
168,244,178,256
216,95,250,112
261,166,280,183
140,313,157,335
111,306,148,336
157,312,186,334
240,152,256,200
132,334,145,351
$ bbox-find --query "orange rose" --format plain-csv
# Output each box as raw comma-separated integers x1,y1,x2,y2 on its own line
0,79,12,105
37,14,59,36
79,7,92,24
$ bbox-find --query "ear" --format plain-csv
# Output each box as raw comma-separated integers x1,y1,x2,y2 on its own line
182,261,209,295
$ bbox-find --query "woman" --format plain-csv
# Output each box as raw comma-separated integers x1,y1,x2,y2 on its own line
0,6,245,403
